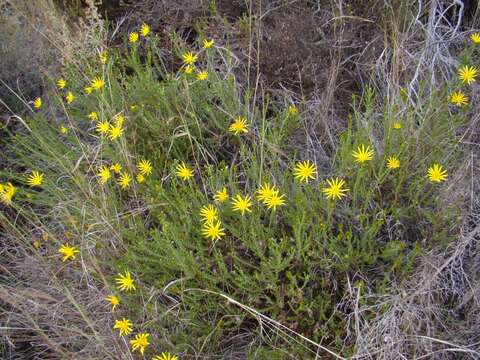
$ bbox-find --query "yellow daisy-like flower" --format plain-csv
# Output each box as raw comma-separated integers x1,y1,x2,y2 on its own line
136,173,145,183
182,51,198,65
114,318,133,336
115,115,125,127
201,220,225,241
231,194,252,215
91,77,105,90
229,117,248,135
386,156,400,169
84,86,93,95
264,190,286,211
98,166,111,184
200,204,218,223
175,162,194,181
256,182,276,203
450,91,468,106
458,65,478,85
352,144,374,163
214,187,229,203
57,78,66,89
140,23,151,37
33,97,42,109
60,126,69,134
427,163,448,183
111,163,122,174
99,51,108,64
153,352,178,360
66,91,75,104
470,32,480,44
288,105,298,115
0,182,16,205
183,65,195,74
293,160,317,183
196,71,208,81
96,121,110,135
322,177,349,200
137,159,153,176
118,172,131,189
202,39,215,49
105,295,119,311
88,111,98,121
115,271,136,292
130,333,150,355
58,244,79,262
393,122,402,130
26,170,44,187
129,32,139,43
108,124,124,141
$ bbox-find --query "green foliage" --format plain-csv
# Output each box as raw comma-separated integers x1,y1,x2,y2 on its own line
0,28,467,358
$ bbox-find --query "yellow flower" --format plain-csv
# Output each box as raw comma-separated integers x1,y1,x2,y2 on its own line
115,271,136,291
111,163,122,174
153,352,178,360
84,86,93,95
91,77,105,90
393,122,402,129
293,160,317,183
96,121,110,135
256,182,276,203
450,91,468,106
98,166,111,184
458,65,478,85
229,117,248,135
196,71,208,81
129,32,139,43
66,91,75,104
470,32,480,44
214,187,229,203
118,172,131,189
202,39,215,49
60,126,69,134
130,333,150,355
0,182,16,205
136,173,145,183
108,124,124,141
115,115,125,127
322,178,349,200
182,51,198,65
26,171,44,187
386,156,400,169
140,23,151,37
231,194,252,215
99,51,108,64
58,244,79,262
288,105,298,115
57,78,66,89
200,204,218,223
427,163,447,183
105,295,119,311
137,159,153,176
202,220,225,241
352,144,374,163
33,97,42,109
114,318,133,336
88,111,98,121
183,65,195,74
264,190,286,211
175,162,194,180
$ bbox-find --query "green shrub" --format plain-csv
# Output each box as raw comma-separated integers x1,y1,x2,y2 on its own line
0,26,469,358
